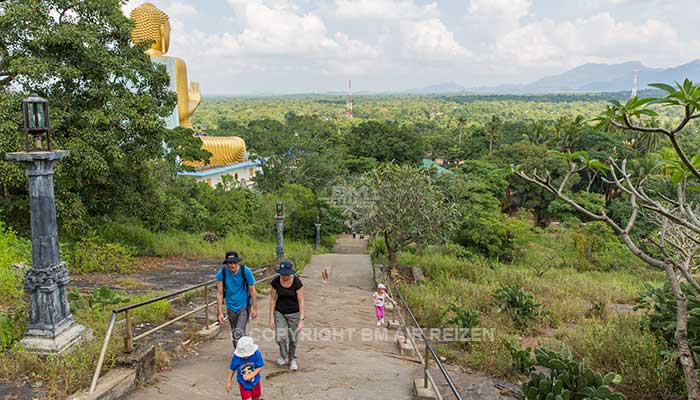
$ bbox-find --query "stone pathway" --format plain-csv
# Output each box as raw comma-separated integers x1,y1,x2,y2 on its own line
126,235,420,400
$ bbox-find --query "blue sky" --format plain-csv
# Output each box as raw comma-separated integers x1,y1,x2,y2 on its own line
122,0,700,95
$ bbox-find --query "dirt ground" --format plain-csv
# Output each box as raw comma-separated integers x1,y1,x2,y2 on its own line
126,236,422,400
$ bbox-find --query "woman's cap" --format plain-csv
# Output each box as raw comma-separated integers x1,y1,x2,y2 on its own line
276,260,296,275
234,336,258,358
377,283,386,290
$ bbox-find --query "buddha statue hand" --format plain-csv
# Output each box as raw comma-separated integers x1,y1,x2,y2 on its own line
188,81,201,114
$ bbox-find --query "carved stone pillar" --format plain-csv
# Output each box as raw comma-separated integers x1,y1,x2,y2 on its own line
5,151,90,353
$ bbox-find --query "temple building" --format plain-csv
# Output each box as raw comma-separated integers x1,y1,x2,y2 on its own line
130,3,258,188
179,136,262,187
178,158,262,188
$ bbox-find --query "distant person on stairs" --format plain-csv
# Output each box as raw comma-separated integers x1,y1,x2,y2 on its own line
372,284,395,327
269,261,305,371
217,251,257,349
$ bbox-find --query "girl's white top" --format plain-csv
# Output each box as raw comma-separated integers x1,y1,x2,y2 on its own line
373,292,386,307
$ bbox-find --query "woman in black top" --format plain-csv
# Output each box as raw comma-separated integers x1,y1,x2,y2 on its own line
269,261,304,371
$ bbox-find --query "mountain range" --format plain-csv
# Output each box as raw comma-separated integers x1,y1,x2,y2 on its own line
406,60,700,95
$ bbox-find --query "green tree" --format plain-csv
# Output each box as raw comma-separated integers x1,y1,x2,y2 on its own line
0,0,206,233
486,115,502,155
516,83,700,399
357,164,458,266
347,121,424,164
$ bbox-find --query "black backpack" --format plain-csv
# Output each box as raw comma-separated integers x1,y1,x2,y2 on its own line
221,265,251,309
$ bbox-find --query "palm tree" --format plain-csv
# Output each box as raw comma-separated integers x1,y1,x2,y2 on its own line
457,115,467,147
486,115,502,155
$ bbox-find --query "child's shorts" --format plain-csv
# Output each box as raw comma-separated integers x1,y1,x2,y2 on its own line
239,382,262,400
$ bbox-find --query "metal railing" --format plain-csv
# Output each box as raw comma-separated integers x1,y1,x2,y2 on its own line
392,286,463,400
89,262,282,394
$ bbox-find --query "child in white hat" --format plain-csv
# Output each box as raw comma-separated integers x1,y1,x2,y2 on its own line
225,336,265,400
372,284,396,326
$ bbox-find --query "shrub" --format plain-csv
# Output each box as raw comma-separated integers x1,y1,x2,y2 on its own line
572,222,637,272
68,285,129,311
0,221,30,308
370,237,387,264
130,295,173,324
635,282,700,369
70,236,133,274
68,286,172,324
493,284,545,330
502,337,535,374
447,304,481,349
518,345,626,400
447,304,480,330
98,221,157,255
0,312,24,351
557,315,683,399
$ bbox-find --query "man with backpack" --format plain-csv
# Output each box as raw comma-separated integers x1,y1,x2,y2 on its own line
217,251,257,349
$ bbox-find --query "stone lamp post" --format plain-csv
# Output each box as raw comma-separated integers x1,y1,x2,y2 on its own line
315,215,321,250
275,201,285,260
6,95,89,353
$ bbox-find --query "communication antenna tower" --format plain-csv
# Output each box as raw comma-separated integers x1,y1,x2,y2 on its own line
631,69,639,98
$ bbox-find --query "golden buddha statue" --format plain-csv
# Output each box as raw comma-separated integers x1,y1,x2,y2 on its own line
188,136,247,167
130,2,200,129
130,3,247,168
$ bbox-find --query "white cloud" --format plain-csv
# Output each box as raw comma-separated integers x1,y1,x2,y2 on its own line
167,2,198,17
226,0,336,56
116,0,700,93
465,0,531,37
493,12,700,68
335,0,438,20
400,18,470,60
467,0,531,21
582,0,629,9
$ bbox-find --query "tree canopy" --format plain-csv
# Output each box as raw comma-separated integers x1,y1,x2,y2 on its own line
0,0,207,232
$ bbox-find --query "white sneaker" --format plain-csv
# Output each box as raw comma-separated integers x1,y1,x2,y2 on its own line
381,318,385,324
377,320,382,326
289,359,298,371
276,357,288,366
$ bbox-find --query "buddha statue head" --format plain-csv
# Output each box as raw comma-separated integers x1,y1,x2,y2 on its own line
130,3,171,56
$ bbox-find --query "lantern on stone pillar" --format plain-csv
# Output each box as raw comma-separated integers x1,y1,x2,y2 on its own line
276,201,283,216
22,94,51,151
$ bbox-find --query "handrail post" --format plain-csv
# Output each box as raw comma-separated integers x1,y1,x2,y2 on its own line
424,340,430,388
204,284,210,329
124,309,133,353
90,313,117,394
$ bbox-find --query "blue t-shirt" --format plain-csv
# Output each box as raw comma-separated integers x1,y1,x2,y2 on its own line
216,265,256,312
229,349,264,389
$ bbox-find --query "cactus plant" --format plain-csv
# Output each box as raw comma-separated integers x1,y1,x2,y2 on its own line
517,345,625,400
502,337,536,374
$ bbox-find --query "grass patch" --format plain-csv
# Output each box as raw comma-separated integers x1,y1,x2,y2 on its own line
0,305,122,399
398,222,675,399
0,222,30,309
552,315,683,400
128,295,174,325
0,287,180,398
99,223,314,267
69,236,134,274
